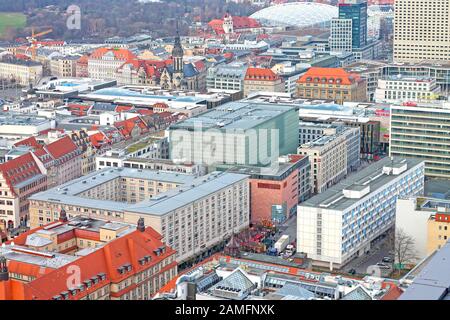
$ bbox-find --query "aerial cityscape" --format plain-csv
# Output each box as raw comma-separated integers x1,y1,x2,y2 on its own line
0,0,449,304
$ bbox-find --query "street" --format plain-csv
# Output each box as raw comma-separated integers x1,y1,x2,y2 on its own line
277,214,395,277
342,232,394,277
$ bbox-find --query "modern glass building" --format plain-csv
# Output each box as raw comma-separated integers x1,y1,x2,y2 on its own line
168,101,299,168
338,0,368,49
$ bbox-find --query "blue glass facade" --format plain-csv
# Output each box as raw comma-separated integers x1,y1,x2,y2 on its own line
338,0,368,49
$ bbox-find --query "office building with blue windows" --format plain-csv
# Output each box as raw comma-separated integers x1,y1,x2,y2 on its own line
297,157,425,270
338,0,368,49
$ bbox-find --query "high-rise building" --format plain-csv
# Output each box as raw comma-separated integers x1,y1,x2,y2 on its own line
393,0,450,63
390,101,450,179
338,0,368,49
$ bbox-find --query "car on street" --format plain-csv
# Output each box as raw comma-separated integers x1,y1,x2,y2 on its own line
382,256,392,263
348,269,356,275
376,262,391,269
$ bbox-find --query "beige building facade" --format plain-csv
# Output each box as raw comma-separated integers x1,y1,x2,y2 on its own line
28,169,250,264
393,0,450,63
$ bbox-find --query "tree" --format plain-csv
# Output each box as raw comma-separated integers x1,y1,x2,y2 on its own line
392,228,418,275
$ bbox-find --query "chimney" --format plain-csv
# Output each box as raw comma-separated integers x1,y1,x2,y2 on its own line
59,208,68,222
137,217,145,232
0,255,8,282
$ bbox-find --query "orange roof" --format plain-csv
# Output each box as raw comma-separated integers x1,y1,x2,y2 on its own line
117,59,164,78
298,67,362,85
245,67,280,81
89,132,112,148
380,283,403,300
115,105,134,113
25,226,176,300
114,116,148,139
208,16,260,35
89,48,136,61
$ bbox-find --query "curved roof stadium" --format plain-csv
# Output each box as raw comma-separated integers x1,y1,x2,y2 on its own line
250,2,338,28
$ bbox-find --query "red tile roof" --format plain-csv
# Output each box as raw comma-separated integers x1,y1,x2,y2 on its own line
117,59,164,78
298,67,362,86
115,105,134,113
137,109,154,116
24,226,175,300
89,48,136,61
114,116,148,139
380,283,404,300
245,67,280,81
0,153,43,195
14,137,41,149
208,16,260,34
89,132,112,148
45,136,79,161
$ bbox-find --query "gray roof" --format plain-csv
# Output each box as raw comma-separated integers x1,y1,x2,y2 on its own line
299,157,424,211
0,245,78,269
341,286,372,300
210,268,255,293
31,167,197,197
400,241,450,300
169,101,296,131
29,168,248,216
276,283,315,300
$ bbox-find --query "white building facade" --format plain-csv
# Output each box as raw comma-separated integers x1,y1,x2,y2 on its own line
297,157,425,270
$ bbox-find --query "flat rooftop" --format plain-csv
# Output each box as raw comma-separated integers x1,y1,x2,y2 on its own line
30,168,248,216
169,101,296,131
0,114,50,126
399,241,450,300
80,87,207,109
299,157,424,211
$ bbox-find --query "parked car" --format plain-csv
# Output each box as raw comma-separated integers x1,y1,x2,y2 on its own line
348,269,356,275
376,262,391,269
382,256,392,263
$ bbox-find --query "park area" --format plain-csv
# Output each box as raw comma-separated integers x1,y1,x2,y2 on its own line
0,12,26,38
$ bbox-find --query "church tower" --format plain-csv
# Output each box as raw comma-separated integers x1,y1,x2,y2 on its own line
172,24,184,89
223,12,234,34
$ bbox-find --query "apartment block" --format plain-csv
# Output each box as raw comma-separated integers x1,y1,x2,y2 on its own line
0,153,47,230
243,68,285,97
206,62,248,92
50,56,78,78
0,58,43,86
298,126,360,194
88,48,136,80
28,168,250,264
298,157,425,270
375,76,441,104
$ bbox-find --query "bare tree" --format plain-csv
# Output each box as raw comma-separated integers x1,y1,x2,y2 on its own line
391,228,418,275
